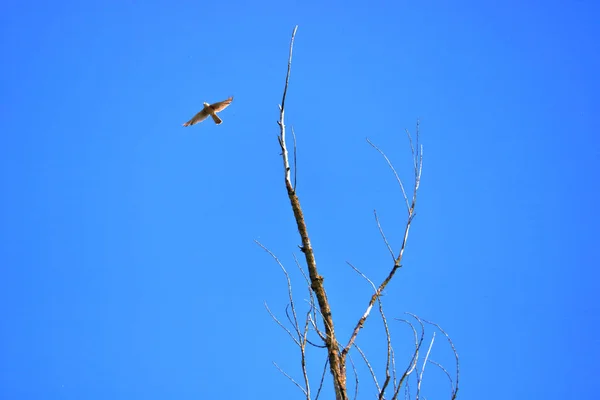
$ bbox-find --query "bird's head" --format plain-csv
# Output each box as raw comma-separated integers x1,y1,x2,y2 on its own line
203,102,210,108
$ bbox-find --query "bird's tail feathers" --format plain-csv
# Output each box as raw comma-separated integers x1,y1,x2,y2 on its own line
211,114,223,125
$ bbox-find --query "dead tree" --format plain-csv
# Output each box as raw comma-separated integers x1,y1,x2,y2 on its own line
257,26,459,400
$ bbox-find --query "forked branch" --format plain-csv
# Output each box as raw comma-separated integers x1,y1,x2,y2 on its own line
342,127,423,362
277,26,347,400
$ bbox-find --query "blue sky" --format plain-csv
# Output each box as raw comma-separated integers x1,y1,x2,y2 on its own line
1,0,599,398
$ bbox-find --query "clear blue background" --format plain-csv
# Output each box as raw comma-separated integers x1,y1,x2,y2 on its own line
1,0,598,398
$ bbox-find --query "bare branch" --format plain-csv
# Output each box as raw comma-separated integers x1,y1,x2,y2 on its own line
354,343,380,393
404,123,423,194
342,261,402,361
374,209,395,262
292,125,298,191
307,311,327,343
284,304,301,336
277,25,346,399
294,253,325,342
255,240,302,339
367,138,410,213
301,308,311,399
293,253,310,286
346,262,377,292
265,302,299,346
393,315,425,400
343,134,423,363
405,128,417,173
273,361,308,397
405,121,422,178
422,319,459,400
306,297,334,337
416,332,435,400
347,354,359,400
256,240,311,399
391,346,398,391
279,26,297,121
378,295,393,399
347,259,395,400
428,360,454,398
315,357,329,400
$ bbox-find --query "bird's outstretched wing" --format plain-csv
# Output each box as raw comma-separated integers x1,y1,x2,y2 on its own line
210,97,233,112
182,109,210,127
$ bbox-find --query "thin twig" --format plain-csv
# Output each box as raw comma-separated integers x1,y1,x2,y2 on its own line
294,253,325,342
292,125,298,191
342,259,402,362
279,27,297,115
315,357,329,400
416,333,435,400
301,308,311,400
428,360,454,398
273,361,308,396
348,354,359,400
405,127,417,173
367,138,410,213
294,254,325,342
391,346,398,391
293,253,310,287
354,343,380,393
307,310,327,343
346,262,377,291
374,209,395,262
256,239,310,399
392,314,424,400
307,296,334,341
378,296,393,400
422,319,459,400
264,302,299,346
256,240,302,341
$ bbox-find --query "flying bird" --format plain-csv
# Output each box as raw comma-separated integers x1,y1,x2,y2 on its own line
182,97,233,127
